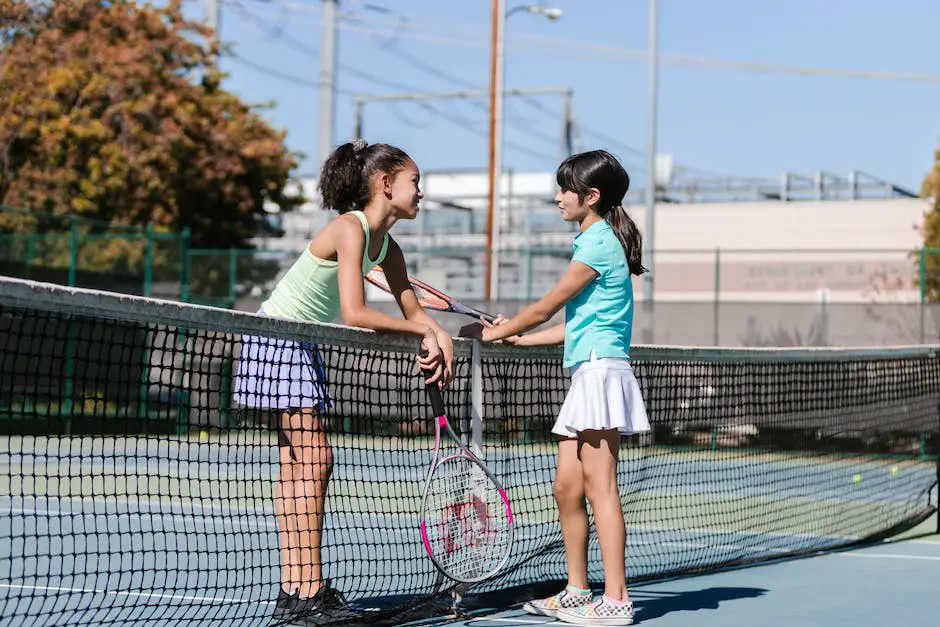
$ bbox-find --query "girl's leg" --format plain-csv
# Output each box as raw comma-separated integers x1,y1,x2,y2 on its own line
523,438,595,617
579,429,629,602
277,408,334,598
273,425,298,593
555,437,590,590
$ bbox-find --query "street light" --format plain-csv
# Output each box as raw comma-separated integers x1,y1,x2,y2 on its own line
485,2,562,302
506,5,563,20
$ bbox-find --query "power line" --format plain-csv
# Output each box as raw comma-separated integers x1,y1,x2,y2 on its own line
229,54,320,89
252,3,940,85
337,4,569,150
224,0,550,161
225,2,730,174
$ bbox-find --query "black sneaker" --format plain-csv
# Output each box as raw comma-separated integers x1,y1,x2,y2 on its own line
271,588,299,624
286,580,362,626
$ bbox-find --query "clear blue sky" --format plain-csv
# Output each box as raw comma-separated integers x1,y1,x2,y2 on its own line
182,0,939,191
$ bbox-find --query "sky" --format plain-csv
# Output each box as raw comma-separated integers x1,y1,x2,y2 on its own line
180,0,940,192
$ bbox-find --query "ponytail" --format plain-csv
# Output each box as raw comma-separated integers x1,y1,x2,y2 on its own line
317,140,412,213
317,141,368,213
605,205,646,276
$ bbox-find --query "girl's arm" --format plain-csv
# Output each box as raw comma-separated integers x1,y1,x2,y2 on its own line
481,261,597,342
380,238,454,384
513,323,565,347
333,218,444,377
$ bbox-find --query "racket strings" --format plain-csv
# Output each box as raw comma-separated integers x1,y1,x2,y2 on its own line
423,456,511,580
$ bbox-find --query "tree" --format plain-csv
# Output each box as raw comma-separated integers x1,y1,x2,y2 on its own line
0,0,301,250
921,146,940,300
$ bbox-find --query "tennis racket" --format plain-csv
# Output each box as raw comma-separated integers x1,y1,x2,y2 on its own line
418,381,514,583
366,265,497,323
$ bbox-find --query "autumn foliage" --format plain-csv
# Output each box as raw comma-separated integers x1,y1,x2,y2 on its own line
0,0,300,249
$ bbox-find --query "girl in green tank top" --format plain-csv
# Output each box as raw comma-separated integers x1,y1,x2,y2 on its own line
233,140,453,623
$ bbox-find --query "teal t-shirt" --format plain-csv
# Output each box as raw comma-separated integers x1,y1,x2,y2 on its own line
563,220,634,368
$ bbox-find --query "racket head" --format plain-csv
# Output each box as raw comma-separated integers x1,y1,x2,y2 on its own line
418,452,514,582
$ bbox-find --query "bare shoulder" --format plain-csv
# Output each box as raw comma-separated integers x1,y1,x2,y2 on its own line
309,213,365,259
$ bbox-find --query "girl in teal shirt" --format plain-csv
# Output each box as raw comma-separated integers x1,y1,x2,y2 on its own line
468,150,649,626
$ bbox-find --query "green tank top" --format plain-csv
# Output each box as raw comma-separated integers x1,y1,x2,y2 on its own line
262,211,389,322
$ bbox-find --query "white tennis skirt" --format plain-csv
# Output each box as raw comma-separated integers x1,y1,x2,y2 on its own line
232,308,333,411
552,356,650,438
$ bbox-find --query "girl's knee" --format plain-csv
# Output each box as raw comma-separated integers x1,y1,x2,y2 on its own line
299,442,333,476
553,478,584,506
583,475,619,505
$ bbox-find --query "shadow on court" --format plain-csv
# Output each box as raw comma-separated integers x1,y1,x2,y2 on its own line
633,586,767,621
391,582,768,626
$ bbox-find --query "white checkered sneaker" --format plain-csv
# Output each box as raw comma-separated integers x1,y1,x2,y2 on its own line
556,596,634,626
522,587,593,618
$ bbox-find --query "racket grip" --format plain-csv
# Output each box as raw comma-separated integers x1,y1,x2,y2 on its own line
424,377,447,417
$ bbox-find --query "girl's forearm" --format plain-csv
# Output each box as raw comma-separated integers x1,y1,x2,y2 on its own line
516,323,565,347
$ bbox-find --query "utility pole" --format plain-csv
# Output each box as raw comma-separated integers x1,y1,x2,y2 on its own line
485,0,506,302
318,0,339,167
643,0,659,307
206,0,220,42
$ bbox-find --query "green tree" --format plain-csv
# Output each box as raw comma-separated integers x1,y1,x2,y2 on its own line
0,0,301,251
921,147,940,300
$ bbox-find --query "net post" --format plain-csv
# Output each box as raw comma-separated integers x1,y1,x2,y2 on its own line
471,339,484,459
25,234,34,277
919,248,926,343
712,247,720,345
180,227,191,303
68,215,78,287
228,247,237,308
144,223,153,298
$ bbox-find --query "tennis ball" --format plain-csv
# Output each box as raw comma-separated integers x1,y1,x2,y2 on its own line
852,474,862,483
891,466,899,476
200,430,209,441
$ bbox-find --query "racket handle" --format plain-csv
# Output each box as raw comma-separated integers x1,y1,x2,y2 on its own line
424,377,447,417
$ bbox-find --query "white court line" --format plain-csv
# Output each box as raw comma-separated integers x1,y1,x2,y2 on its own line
0,582,273,606
901,539,940,546
838,553,940,562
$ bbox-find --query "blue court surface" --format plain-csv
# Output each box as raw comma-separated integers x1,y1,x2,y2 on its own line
410,516,939,627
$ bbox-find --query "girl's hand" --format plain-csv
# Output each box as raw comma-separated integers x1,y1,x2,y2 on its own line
474,315,523,345
435,330,455,387
417,329,444,384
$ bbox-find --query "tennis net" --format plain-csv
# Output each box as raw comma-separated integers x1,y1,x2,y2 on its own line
0,276,938,626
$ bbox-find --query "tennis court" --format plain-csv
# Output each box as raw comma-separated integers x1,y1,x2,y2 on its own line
420,515,939,627
1,276,938,626
1,434,935,624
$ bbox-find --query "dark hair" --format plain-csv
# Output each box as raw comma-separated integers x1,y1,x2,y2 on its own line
556,149,646,276
318,140,413,213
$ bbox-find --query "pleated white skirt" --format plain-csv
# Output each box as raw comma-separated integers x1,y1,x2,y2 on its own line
552,356,650,438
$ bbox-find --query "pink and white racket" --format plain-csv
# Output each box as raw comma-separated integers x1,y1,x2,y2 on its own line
418,382,514,583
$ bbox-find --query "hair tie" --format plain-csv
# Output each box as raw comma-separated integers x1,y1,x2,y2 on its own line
351,139,368,154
